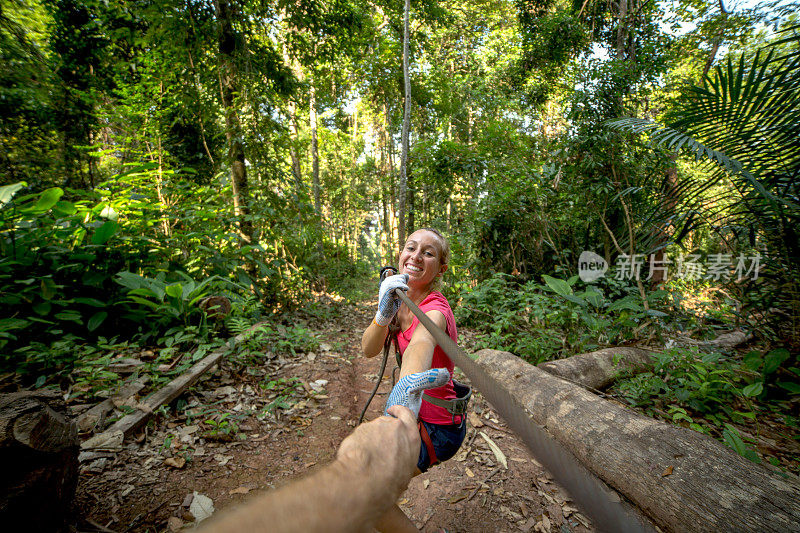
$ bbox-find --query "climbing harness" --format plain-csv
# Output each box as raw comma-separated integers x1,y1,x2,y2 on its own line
420,379,471,426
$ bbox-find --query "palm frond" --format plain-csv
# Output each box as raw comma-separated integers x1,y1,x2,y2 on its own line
605,26,800,292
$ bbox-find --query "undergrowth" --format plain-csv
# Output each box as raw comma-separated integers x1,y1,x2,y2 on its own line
610,346,799,470
454,272,671,363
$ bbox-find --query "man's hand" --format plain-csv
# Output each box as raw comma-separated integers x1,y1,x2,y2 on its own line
336,405,420,497
385,368,450,418
374,273,409,326
202,406,421,533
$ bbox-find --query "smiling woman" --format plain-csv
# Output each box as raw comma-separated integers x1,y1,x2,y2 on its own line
360,228,466,533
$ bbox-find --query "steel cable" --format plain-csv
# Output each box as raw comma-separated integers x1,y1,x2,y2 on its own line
393,288,653,533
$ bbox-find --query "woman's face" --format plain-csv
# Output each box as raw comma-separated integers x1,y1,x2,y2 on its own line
399,230,447,290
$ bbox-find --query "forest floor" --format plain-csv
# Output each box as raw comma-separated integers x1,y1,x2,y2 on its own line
73,295,596,533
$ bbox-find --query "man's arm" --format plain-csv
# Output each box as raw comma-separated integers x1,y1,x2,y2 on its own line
200,405,420,533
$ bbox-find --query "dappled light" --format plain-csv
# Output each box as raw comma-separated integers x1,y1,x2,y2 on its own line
0,0,797,531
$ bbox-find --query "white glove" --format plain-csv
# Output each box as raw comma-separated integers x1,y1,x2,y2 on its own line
374,273,409,326
385,368,451,418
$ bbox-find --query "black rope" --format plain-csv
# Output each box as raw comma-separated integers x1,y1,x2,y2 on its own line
358,325,392,424
358,266,402,425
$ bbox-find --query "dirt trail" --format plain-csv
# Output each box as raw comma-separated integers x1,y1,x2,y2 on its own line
75,297,595,532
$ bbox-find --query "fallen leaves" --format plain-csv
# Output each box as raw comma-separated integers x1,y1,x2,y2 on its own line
167,516,183,532
447,492,468,504
468,411,484,428
189,492,215,523
479,431,508,469
214,454,233,466
164,457,186,469
81,430,124,451
662,465,674,477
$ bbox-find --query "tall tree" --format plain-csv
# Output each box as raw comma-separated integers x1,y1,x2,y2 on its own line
214,0,251,239
397,0,411,247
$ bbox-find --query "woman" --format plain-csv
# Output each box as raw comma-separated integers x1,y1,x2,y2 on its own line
361,228,466,533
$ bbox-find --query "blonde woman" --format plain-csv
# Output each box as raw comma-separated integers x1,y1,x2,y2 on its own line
362,228,466,532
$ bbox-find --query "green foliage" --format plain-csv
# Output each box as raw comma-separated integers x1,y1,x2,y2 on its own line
741,347,797,398
611,345,800,464
115,270,233,331
615,348,744,417
203,412,239,439
607,27,800,348
0,181,125,365
456,273,667,363
259,377,304,416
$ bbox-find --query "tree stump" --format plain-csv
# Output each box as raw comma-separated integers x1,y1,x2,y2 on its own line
0,390,79,531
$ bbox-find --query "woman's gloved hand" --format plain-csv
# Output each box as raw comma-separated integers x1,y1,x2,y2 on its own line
374,273,409,326
385,368,451,418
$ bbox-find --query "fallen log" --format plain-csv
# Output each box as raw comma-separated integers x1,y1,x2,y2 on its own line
83,325,258,449
537,347,655,390
476,349,800,533
673,329,751,349
84,348,227,447
0,390,79,531
76,375,149,433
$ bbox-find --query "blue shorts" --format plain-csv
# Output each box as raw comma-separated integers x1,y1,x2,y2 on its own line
417,419,467,472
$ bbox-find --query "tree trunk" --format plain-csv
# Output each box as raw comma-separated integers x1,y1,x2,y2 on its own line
703,0,729,77
288,100,304,192
385,101,398,254
615,0,628,60
310,78,321,218
214,0,252,240
475,349,800,533
398,0,411,249
407,169,415,234
649,154,679,286
186,50,216,167
380,109,391,261
0,391,79,531
537,347,655,390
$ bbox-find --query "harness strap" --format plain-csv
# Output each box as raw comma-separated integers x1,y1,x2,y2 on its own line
422,391,469,422
418,421,438,467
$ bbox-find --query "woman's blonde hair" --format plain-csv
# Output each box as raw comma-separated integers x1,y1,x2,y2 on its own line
415,227,449,290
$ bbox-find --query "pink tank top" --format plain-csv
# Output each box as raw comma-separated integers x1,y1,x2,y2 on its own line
396,291,460,425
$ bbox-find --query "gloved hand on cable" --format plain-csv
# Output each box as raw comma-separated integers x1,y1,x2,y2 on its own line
374,273,409,327
385,368,451,418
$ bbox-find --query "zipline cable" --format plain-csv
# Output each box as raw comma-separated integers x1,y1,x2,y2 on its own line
390,283,653,533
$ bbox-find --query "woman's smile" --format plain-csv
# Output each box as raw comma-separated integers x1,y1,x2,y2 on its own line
399,229,447,291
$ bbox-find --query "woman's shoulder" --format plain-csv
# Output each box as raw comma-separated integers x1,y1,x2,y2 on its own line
420,291,453,313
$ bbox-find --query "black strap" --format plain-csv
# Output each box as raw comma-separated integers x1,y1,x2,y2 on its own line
358,318,401,425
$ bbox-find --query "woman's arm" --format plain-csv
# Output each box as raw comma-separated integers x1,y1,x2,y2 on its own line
361,320,389,358
363,274,409,358
398,310,447,378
